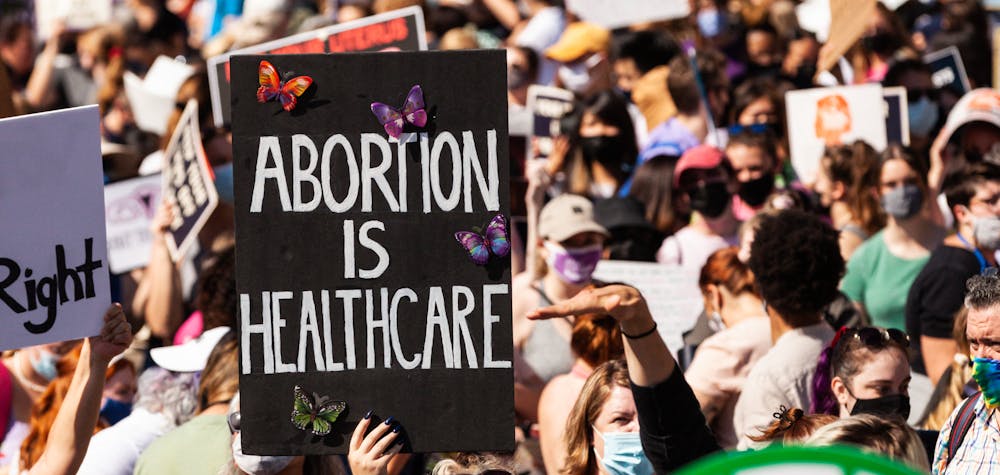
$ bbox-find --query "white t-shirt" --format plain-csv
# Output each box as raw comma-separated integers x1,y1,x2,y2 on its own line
656,227,739,274
76,409,171,475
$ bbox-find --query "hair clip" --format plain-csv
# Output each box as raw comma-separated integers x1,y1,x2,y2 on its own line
829,325,849,350
772,405,790,422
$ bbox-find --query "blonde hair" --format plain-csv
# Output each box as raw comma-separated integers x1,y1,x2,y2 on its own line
198,334,239,411
431,453,516,475
562,359,630,475
805,414,930,471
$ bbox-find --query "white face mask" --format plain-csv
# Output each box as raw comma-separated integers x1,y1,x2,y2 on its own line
973,215,1000,250
558,54,602,94
232,432,295,475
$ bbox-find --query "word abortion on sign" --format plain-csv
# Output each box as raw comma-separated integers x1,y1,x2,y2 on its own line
162,99,219,261
0,106,110,350
231,51,513,455
208,6,427,128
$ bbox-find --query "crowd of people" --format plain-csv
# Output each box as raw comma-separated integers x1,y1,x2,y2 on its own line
2,0,1000,474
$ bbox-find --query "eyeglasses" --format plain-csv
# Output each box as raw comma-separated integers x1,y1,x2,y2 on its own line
227,411,241,434
849,327,910,348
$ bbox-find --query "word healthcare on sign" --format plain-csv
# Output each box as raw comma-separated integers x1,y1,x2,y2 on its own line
526,85,574,161
231,50,513,455
785,84,887,185
208,6,427,128
0,106,110,350
104,174,162,274
162,100,219,261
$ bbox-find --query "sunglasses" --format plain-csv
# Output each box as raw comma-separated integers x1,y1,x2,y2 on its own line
848,327,909,348
228,411,241,434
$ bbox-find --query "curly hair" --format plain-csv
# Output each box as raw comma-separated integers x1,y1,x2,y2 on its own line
966,274,1000,311
747,210,844,326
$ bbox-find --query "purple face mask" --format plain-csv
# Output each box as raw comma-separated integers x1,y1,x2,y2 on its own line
545,242,603,284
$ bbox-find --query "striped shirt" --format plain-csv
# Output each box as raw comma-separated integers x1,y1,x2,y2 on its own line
933,396,1000,474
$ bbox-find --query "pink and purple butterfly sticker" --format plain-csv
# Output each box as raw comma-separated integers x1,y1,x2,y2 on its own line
455,214,511,266
370,85,428,139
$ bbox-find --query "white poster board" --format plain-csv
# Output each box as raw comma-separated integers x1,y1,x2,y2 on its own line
0,105,110,351
35,0,112,39
566,0,691,29
592,260,703,354
104,174,162,274
124,56,196,135
162,99,218,261
785,84,887,185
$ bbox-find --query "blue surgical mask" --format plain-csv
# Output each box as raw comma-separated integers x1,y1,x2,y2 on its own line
698,9,722,38
100,398,133,425
592,427,654,475
31,349,59,381
908,97,939,137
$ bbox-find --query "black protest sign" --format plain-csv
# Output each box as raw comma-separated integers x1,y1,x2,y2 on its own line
231,51,513,455
526,85,574,161
162,99,219,261
208,7,426,128
925,46,971,96
883,87,909,146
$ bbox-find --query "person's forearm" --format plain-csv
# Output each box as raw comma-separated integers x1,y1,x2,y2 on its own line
138,237,184,339
29,342,107,475
621,312,675,387
23,44,58,110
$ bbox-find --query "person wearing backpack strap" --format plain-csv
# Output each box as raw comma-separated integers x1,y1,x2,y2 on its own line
931,274,1000,474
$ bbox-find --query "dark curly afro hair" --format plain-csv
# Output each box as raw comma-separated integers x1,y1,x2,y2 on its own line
748,210,844,326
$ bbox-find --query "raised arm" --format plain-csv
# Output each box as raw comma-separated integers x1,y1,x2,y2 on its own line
528,285,720,471
29,304,132,475
131,200,185,339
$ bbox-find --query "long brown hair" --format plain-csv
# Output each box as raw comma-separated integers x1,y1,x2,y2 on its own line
20,345,134,470
821,141,886,235
198,332,239,411
562,359,630,475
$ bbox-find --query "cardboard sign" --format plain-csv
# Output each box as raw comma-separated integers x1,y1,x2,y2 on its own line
231,51,513,455
35,0,111,39
591,261,702,354
0,106,110,351
162,99,219,261
124,56,196,135
883,87,909,146
208,7,427,128
818,0,877,73
104,175,162,274
925,46,972,96
785,84,887,184
566,0,690,29
525,85,574,161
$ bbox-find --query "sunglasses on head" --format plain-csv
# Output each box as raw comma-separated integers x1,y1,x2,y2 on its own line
849,327,909,348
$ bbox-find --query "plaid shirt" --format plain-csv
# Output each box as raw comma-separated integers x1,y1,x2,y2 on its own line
933,396,1000,474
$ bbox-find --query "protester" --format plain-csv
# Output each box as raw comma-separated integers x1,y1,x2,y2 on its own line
725,131,781,220
656,145,740,273
841,145,946,331
537,310,623,474
907,162,1000,383
747,407,837,446
812,141,886,260
625,156,686,236
735,210,842,449
685,247,770,448
806,414,930,471
932,274,1000,473
544,22,611,99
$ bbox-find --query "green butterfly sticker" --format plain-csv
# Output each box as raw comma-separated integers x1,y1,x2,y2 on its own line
291,385,346,436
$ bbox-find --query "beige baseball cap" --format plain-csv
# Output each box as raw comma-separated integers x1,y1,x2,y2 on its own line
538,194,610,243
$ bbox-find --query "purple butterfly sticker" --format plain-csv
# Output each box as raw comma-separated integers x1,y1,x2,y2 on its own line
370,85,428,139
454,214,511,266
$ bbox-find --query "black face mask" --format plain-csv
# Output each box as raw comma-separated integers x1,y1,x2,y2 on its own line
850,393,911,419
688,182,731,219
861,32,900,56
581,135,628,168
737,174,775,207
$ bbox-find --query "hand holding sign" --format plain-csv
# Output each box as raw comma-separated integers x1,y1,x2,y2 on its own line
348,414,404,475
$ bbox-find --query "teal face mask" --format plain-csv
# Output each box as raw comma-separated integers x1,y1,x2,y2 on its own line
972,357,1000,409
592,427,654,475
